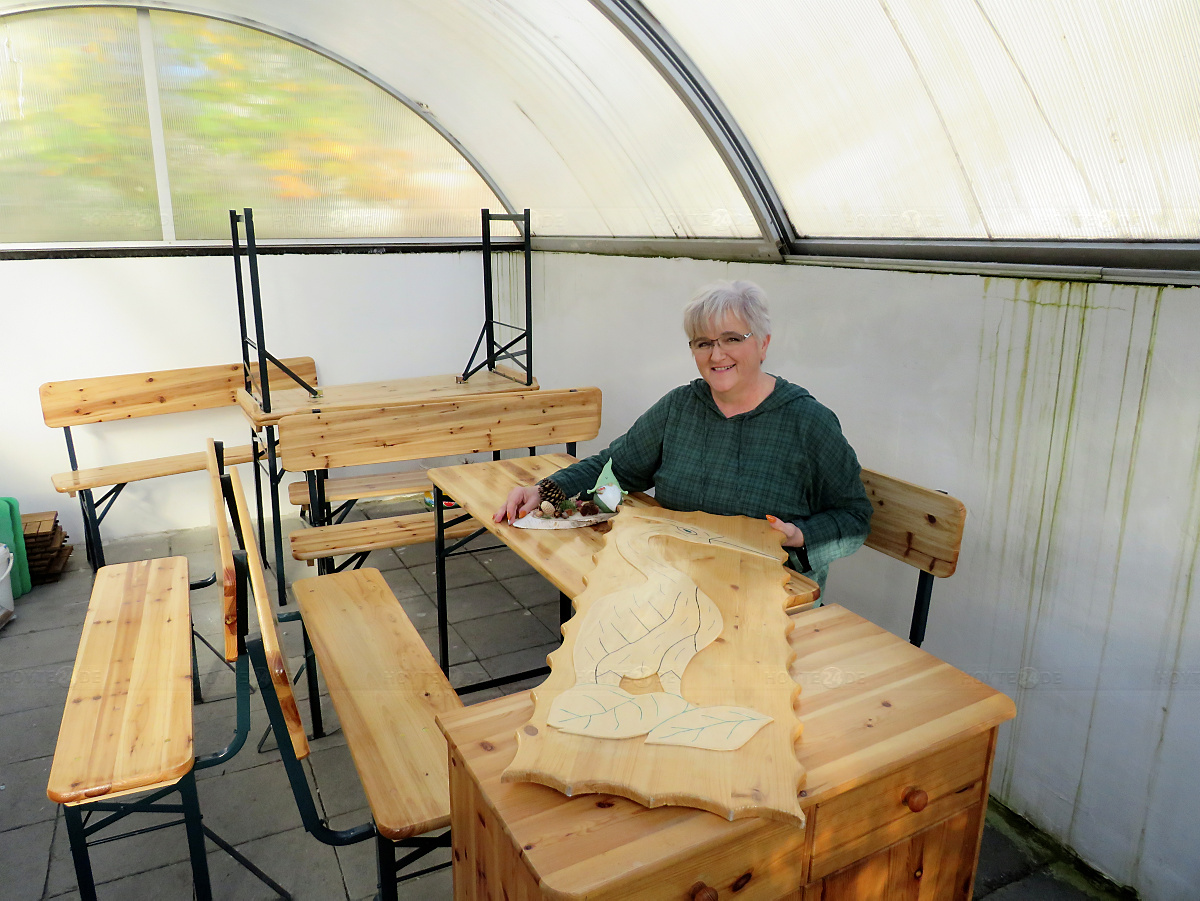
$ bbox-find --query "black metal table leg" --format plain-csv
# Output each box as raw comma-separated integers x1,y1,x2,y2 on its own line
433,486,449,674
62,804,98,901
179,771,214,901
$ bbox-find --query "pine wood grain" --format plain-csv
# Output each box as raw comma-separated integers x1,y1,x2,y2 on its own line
40,357,317,427
276,387,601,472
503,507,807,827
52,443,260,495
287,470,433,507
428,455,821,608
438,604,1015,900
294,568,463,840
289,511,481,560
230,468,310,761
860,469,965,577
205,441,239,662
47,557,193,804
238,370,541,429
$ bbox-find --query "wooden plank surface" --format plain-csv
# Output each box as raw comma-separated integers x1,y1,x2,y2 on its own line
40,357,317,427
428,455,820,607
289,511,481,560
47,557,193,804
437,604,1015,900
52,443,260,494
205,441,239,662
295,568,463,840
860,469,966,577
288,471,432,507
238,370,540,430
277,387,601,472
230,468,310,761
504,507,807,826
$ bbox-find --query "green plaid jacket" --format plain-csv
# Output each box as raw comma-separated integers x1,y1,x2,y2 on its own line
551,377,872,591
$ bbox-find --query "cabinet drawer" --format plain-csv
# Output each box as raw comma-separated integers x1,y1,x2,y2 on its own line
809,732,989,881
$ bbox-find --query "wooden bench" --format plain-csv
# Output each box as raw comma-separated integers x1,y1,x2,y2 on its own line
246,548,463,898
279,387,603,568
39,357,317,570
855,468,967,646
45,463,288,901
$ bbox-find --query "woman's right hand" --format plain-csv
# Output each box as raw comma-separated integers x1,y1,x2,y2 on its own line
494,485,542,523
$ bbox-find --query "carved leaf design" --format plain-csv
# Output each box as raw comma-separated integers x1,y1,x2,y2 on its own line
644,706,773,750
547,684,693,738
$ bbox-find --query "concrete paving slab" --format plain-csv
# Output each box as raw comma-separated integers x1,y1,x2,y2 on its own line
0,818,54,901
410,555,493,594
445,580,522,624
500,572,560,609
0,755,57,831
455,609,556,660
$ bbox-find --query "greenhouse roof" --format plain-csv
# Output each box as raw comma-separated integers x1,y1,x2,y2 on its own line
1,0,1197,274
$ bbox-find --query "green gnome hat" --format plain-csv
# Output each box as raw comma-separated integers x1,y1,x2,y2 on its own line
591,459,626,514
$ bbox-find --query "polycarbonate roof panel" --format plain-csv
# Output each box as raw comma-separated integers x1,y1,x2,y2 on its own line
646,0,1200,240
158,0,759,239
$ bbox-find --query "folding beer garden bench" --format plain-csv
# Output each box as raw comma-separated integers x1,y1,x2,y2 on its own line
856,468,968,647
45,440,289,901
244,516,464,898
39,357,318,570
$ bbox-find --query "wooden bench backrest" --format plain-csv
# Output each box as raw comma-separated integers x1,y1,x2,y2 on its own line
205,440,239,662
227,467,310,761
39,357,318,427
860,469,966,578
277,387,602,472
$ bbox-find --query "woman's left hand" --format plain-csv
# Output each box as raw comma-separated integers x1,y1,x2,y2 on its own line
766,514,804,547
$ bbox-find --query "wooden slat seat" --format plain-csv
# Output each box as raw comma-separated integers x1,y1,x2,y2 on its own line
41,357,317,571
290,510,480,561
55,443,260,496
857,467,967,645
230,468,310,760
287,470,432,508
294,569,463,839
40,358,319,427
48,557,194,805
279,387,603,568
860,468,966,576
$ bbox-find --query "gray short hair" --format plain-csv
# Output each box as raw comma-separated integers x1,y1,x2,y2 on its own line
682,280,772,341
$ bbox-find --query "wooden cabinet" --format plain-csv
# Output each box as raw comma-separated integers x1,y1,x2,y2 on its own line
438,605,1014,901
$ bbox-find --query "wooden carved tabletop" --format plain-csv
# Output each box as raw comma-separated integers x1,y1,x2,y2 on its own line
503,506,807,826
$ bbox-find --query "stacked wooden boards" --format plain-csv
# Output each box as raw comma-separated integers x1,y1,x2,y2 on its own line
22,511,73,584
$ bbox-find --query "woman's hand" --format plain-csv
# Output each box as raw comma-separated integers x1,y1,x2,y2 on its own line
766,514,805,547
494,485,542,524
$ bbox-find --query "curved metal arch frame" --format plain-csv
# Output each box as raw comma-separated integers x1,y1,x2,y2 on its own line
2,1,521,228
591,0,796,258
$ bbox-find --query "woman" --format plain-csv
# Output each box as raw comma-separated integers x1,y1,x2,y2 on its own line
494,280,872,591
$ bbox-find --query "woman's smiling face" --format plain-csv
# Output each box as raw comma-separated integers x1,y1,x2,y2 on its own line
690,312,771,397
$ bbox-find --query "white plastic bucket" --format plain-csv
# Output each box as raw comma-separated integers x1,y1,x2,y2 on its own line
0,543,13,616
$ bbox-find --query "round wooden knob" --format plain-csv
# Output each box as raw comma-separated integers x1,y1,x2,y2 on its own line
689,882,719,901
903,787,929,812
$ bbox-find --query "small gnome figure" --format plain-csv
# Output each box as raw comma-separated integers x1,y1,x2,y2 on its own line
590,459,626,514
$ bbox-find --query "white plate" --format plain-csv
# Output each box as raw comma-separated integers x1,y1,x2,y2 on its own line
511,510,618,530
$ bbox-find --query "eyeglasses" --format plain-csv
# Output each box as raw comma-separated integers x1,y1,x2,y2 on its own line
688,332,753,353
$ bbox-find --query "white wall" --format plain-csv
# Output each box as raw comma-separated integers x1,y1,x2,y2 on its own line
1,251,483,545
531,253,1198,900
2,249,1197,898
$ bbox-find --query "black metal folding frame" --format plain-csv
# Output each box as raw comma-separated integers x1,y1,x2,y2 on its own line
461,208,534,385
248,636,452,901
231,204,538,738
59,547,290,901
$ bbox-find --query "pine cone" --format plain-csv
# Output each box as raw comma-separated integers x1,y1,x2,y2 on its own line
537,477,567,509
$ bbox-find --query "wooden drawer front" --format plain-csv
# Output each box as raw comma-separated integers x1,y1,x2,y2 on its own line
810,733,989,881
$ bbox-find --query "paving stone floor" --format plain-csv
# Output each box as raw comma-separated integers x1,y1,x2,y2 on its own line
0,504,1132,900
